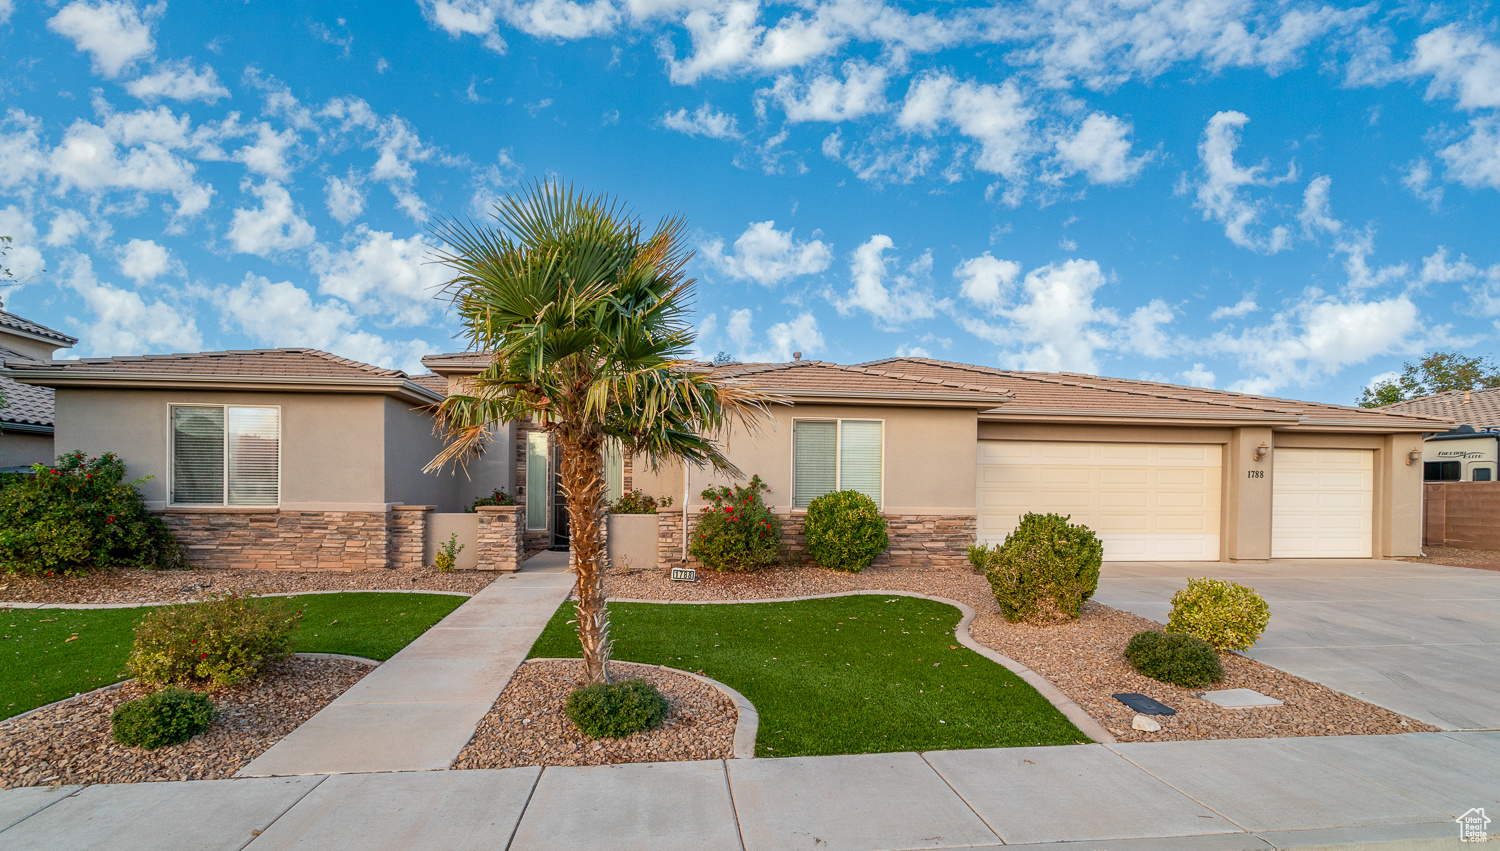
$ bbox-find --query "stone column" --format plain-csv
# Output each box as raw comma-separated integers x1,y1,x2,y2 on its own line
387,505,433,570
475,505,524,572
656,506,684,570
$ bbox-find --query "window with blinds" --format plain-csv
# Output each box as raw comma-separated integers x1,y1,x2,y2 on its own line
793,419,882,508
526,431,549,530
171,406,279,506
603,439,624,504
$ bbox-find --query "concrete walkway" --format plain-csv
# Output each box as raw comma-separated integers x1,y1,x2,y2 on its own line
238,554,574,776
3,732,1493,849
1095,559,1500,731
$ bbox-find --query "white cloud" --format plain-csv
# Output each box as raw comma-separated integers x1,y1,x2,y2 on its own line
725,307,823,362
1192,110,1296,253
966,259,1114,372
898,73,1033,180
1210,295,1258,321
1124,299,1174,358
224,274,432,371
0,0,13,24
1296,174,1340,237
44,209,93,247
325,172,366,224
47,0,159,79
700,220,831,286
1438,116,1500,191
309,227,447,324
764,60,888,123
125,60,230,103
227,180,316,256
1409,25,1500,112
1179,363,1216,388
0,206,46,284
1053,113,1150,185
661,104,742,140
1401,158,1443,210
422,0,507,52
43,109,215,219
1419,247,1500,318
895,343,930,358
234,123,299,180
116,237,177,283
665,1,763,85
953,252,1021,310
468,148,524,217
62,254,201,355
832,234,941,329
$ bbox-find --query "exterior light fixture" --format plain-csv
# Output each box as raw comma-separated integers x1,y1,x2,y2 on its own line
1254,443,1269,462
1407,448,1423,465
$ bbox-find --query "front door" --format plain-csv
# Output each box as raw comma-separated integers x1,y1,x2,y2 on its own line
550,444,570,550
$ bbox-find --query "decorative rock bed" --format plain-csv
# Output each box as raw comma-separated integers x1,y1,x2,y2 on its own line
0,567,495,606
603,562,1438,743
0,656,373,789
453,659,736,770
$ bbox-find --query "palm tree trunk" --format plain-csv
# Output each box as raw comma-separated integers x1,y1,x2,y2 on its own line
558,431,612,684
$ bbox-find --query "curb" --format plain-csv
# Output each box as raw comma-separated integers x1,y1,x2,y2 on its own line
609,589,1117,745
528,658,759,759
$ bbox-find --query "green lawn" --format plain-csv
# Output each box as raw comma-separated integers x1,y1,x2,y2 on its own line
529,596,1088,757
1,592,466,720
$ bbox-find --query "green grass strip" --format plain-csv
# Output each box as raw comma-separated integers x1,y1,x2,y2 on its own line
529,595,1089,757
0,591,466,720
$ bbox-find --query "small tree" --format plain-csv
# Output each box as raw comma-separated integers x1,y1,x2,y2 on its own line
1360,351,1500,407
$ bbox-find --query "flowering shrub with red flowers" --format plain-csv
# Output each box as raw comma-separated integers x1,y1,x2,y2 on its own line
0,451,186,576
688,475,786,572
128,593,299,690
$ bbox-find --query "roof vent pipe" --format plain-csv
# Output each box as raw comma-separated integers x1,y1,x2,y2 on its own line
792,352,802,362
1465,390,1472,403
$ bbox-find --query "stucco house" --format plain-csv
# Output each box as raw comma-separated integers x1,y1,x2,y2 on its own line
6,347,1448,571
0,309,77,469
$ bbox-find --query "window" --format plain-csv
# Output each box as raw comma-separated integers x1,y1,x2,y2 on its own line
1424,461,1462,482
603,439,624,504
170,406,279,506
1473,466,1494,482
526,431,549,530
793,419,883,508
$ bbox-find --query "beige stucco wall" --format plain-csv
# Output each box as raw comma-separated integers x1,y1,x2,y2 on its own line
632,404,979,513
0,431,55,468
54,388,389,509
383,397,464,511
0,331,66,362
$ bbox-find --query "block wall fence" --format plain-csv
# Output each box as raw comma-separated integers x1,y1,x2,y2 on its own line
1424,482,1500,551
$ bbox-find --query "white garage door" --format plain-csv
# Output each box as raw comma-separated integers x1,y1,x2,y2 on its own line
977,441,1222,562
1272,448,1373,558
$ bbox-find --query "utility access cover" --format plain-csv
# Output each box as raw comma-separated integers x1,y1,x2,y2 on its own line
1113,693,1176,716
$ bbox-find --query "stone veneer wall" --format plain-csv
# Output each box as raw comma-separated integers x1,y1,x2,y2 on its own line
387,505,432,570
163,510,390,571
655,507,976,571
475,505,524,571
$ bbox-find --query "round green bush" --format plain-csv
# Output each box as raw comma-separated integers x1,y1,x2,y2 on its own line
1124,630,1224,688
977,513,1102,624
110,686,215,749
565,678,670,739
689,475,786,572
803,490,888,573
128,594,298,690
1167,577,1271,651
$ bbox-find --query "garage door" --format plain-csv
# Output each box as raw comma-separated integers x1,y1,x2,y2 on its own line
977,441,1222,561
1271,448,1373,558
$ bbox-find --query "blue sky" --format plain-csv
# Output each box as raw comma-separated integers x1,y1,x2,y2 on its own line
1,0,1498,405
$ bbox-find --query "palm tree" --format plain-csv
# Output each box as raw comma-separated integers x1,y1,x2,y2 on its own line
426,182,771,685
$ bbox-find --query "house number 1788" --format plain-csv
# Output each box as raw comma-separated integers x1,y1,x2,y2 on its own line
1247,470,1265,479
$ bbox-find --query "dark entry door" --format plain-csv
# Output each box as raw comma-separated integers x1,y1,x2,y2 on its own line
550,444,569,550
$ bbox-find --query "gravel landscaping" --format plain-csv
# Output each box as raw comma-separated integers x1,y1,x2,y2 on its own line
0,656,372,789
1399,546,1500,571
452,659,735,770
0,567,497,605
604,562,1438,743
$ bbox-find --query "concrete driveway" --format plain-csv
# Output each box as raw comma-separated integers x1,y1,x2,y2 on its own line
1095,559,1500,731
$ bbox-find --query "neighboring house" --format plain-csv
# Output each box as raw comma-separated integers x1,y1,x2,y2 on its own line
1378,388,1500,482
0,309,78,469
8,348,1448,569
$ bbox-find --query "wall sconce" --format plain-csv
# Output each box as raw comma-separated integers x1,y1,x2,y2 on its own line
1407,448,1423,466
1253,443,1269,462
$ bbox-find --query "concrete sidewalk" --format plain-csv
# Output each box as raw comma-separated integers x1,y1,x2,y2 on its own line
237,554,574,776
4,732,1492,850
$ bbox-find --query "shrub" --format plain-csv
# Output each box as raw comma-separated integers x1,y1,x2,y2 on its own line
565,678,670,739
689,475,785,572
129,594,298,690
978,513,1103,624
434,533,464,572
466,488,516,511
1167,577,1271,651
1124,630,1224,688
609,489,674,514
110,686,216,749
966,542,997,575
0,451,187,576
803,490,888,572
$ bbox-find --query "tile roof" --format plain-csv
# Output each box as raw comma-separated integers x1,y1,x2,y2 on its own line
713,360,1012,404
9,348,409,380
409,373,449,395
0,310,77,346
1376,387,1500,431
0,374,53,428
856,357,1451,428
